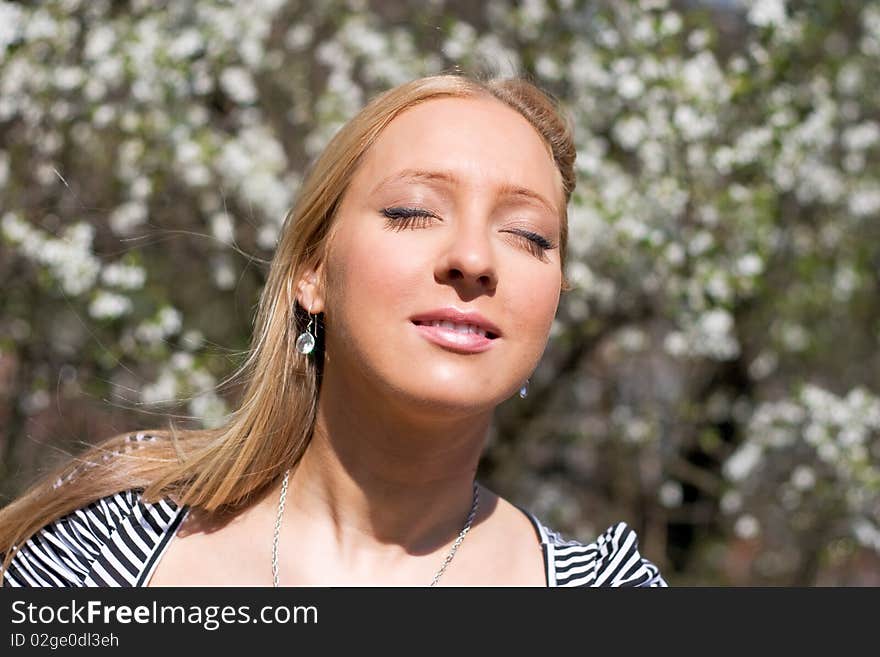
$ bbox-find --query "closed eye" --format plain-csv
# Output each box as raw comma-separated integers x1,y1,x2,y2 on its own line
381,206,437,230
511,230,553,250
380,206,557,260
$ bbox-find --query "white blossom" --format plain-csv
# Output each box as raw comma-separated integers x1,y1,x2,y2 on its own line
134,322,164,346
257,223,280,250
736,253,764,277
285,23,314,51
0,2,24,51
832,266,858,302
168,28,203,60
53,66,84,91
661,12,683,36
473,33,520,78
632,17,657,45
791,465,816,491
663,331,688,357
141,368,179,405
180,329,205,352
130,176,152,200
745,0,788,29
189,391,229,429
733,126,773,165
724,442,763,481
852,518,880,552
680,51,726,103
842,122,880,151
617,74,645,100
220,67,257,104
89,290,133,320
734,513,760,539
612,405,654,444
170,351,194,370
94,55,123,86
720,490,743,514
157,306,182,336
92,104,115,126
211,255,237,290
20,389,50,415
101,262,146,290
687,28,710,50
444,21,478,58
84,24,115,60
848,187,880,218
659,480,684,508
340,15,386,59
748,350,778,380
0,150,8,187
210,212,236,245
188,368,215,393
664,243,686,266
615,326,648,353
535,54,561,80
2,214,100,296
613,115,647,150
109,201,147,235
778,322,809,352
674,104,717,141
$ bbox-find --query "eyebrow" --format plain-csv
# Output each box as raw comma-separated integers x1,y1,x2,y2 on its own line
370,168,559,217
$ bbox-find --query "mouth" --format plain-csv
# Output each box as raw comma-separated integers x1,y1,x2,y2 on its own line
411,319,500,340
410,320,500,354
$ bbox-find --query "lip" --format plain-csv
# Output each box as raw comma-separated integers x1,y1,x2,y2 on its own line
409,307,502,355
411,322,497,354
409,307,502,338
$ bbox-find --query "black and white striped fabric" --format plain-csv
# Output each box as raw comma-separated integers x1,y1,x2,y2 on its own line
2,433,667,587
2,489,186,587
519,511,668,586
2,492,667,587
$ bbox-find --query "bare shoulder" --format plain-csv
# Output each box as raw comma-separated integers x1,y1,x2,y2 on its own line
146,502,274,587
475,485,541,544
442,484,546,586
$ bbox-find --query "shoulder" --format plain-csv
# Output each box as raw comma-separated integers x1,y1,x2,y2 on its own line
537,518,668,587
2,487,188,587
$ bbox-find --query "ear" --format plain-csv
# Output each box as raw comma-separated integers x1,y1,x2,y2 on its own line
294,263,325,315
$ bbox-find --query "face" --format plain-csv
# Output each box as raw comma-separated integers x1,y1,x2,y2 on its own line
306,96,564,417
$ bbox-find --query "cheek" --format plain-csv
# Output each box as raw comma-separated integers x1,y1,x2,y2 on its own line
326,225,426,328
506,267,561,343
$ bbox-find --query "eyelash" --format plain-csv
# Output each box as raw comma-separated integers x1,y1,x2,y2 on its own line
381,206,556,258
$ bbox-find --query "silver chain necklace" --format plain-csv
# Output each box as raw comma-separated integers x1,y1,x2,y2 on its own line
272,469,479,587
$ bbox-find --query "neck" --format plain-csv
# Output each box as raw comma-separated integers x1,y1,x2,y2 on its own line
282,364,492,556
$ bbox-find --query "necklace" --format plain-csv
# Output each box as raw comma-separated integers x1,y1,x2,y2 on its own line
272,469,479,587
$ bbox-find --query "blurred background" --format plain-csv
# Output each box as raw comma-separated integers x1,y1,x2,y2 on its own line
1,0,879,585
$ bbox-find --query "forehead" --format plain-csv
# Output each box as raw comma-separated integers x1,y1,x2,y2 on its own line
351,96,563,212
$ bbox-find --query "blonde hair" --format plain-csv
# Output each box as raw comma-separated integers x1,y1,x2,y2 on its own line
0,72,577,582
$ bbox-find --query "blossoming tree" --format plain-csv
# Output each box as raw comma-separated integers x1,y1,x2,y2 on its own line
1,0,878,584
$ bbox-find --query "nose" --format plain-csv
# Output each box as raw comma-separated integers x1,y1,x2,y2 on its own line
434,215,498,293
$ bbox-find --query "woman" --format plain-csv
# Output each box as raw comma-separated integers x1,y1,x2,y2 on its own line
0,73,667,587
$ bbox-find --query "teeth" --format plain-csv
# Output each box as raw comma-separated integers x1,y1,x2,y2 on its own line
424,320,487,337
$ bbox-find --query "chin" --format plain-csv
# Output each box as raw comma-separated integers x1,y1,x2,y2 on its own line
388,378,503,414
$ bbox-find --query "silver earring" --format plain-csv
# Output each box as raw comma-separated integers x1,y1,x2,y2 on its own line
295,301,317,355
519,378,529,399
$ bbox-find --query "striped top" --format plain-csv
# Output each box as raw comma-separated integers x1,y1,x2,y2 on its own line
2,435,667,588
2,490,667,587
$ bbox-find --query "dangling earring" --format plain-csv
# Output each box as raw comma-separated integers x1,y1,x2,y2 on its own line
519,378,529,399
295,301,317,355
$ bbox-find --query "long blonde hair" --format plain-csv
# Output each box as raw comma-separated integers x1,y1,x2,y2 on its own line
0,72,577,581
